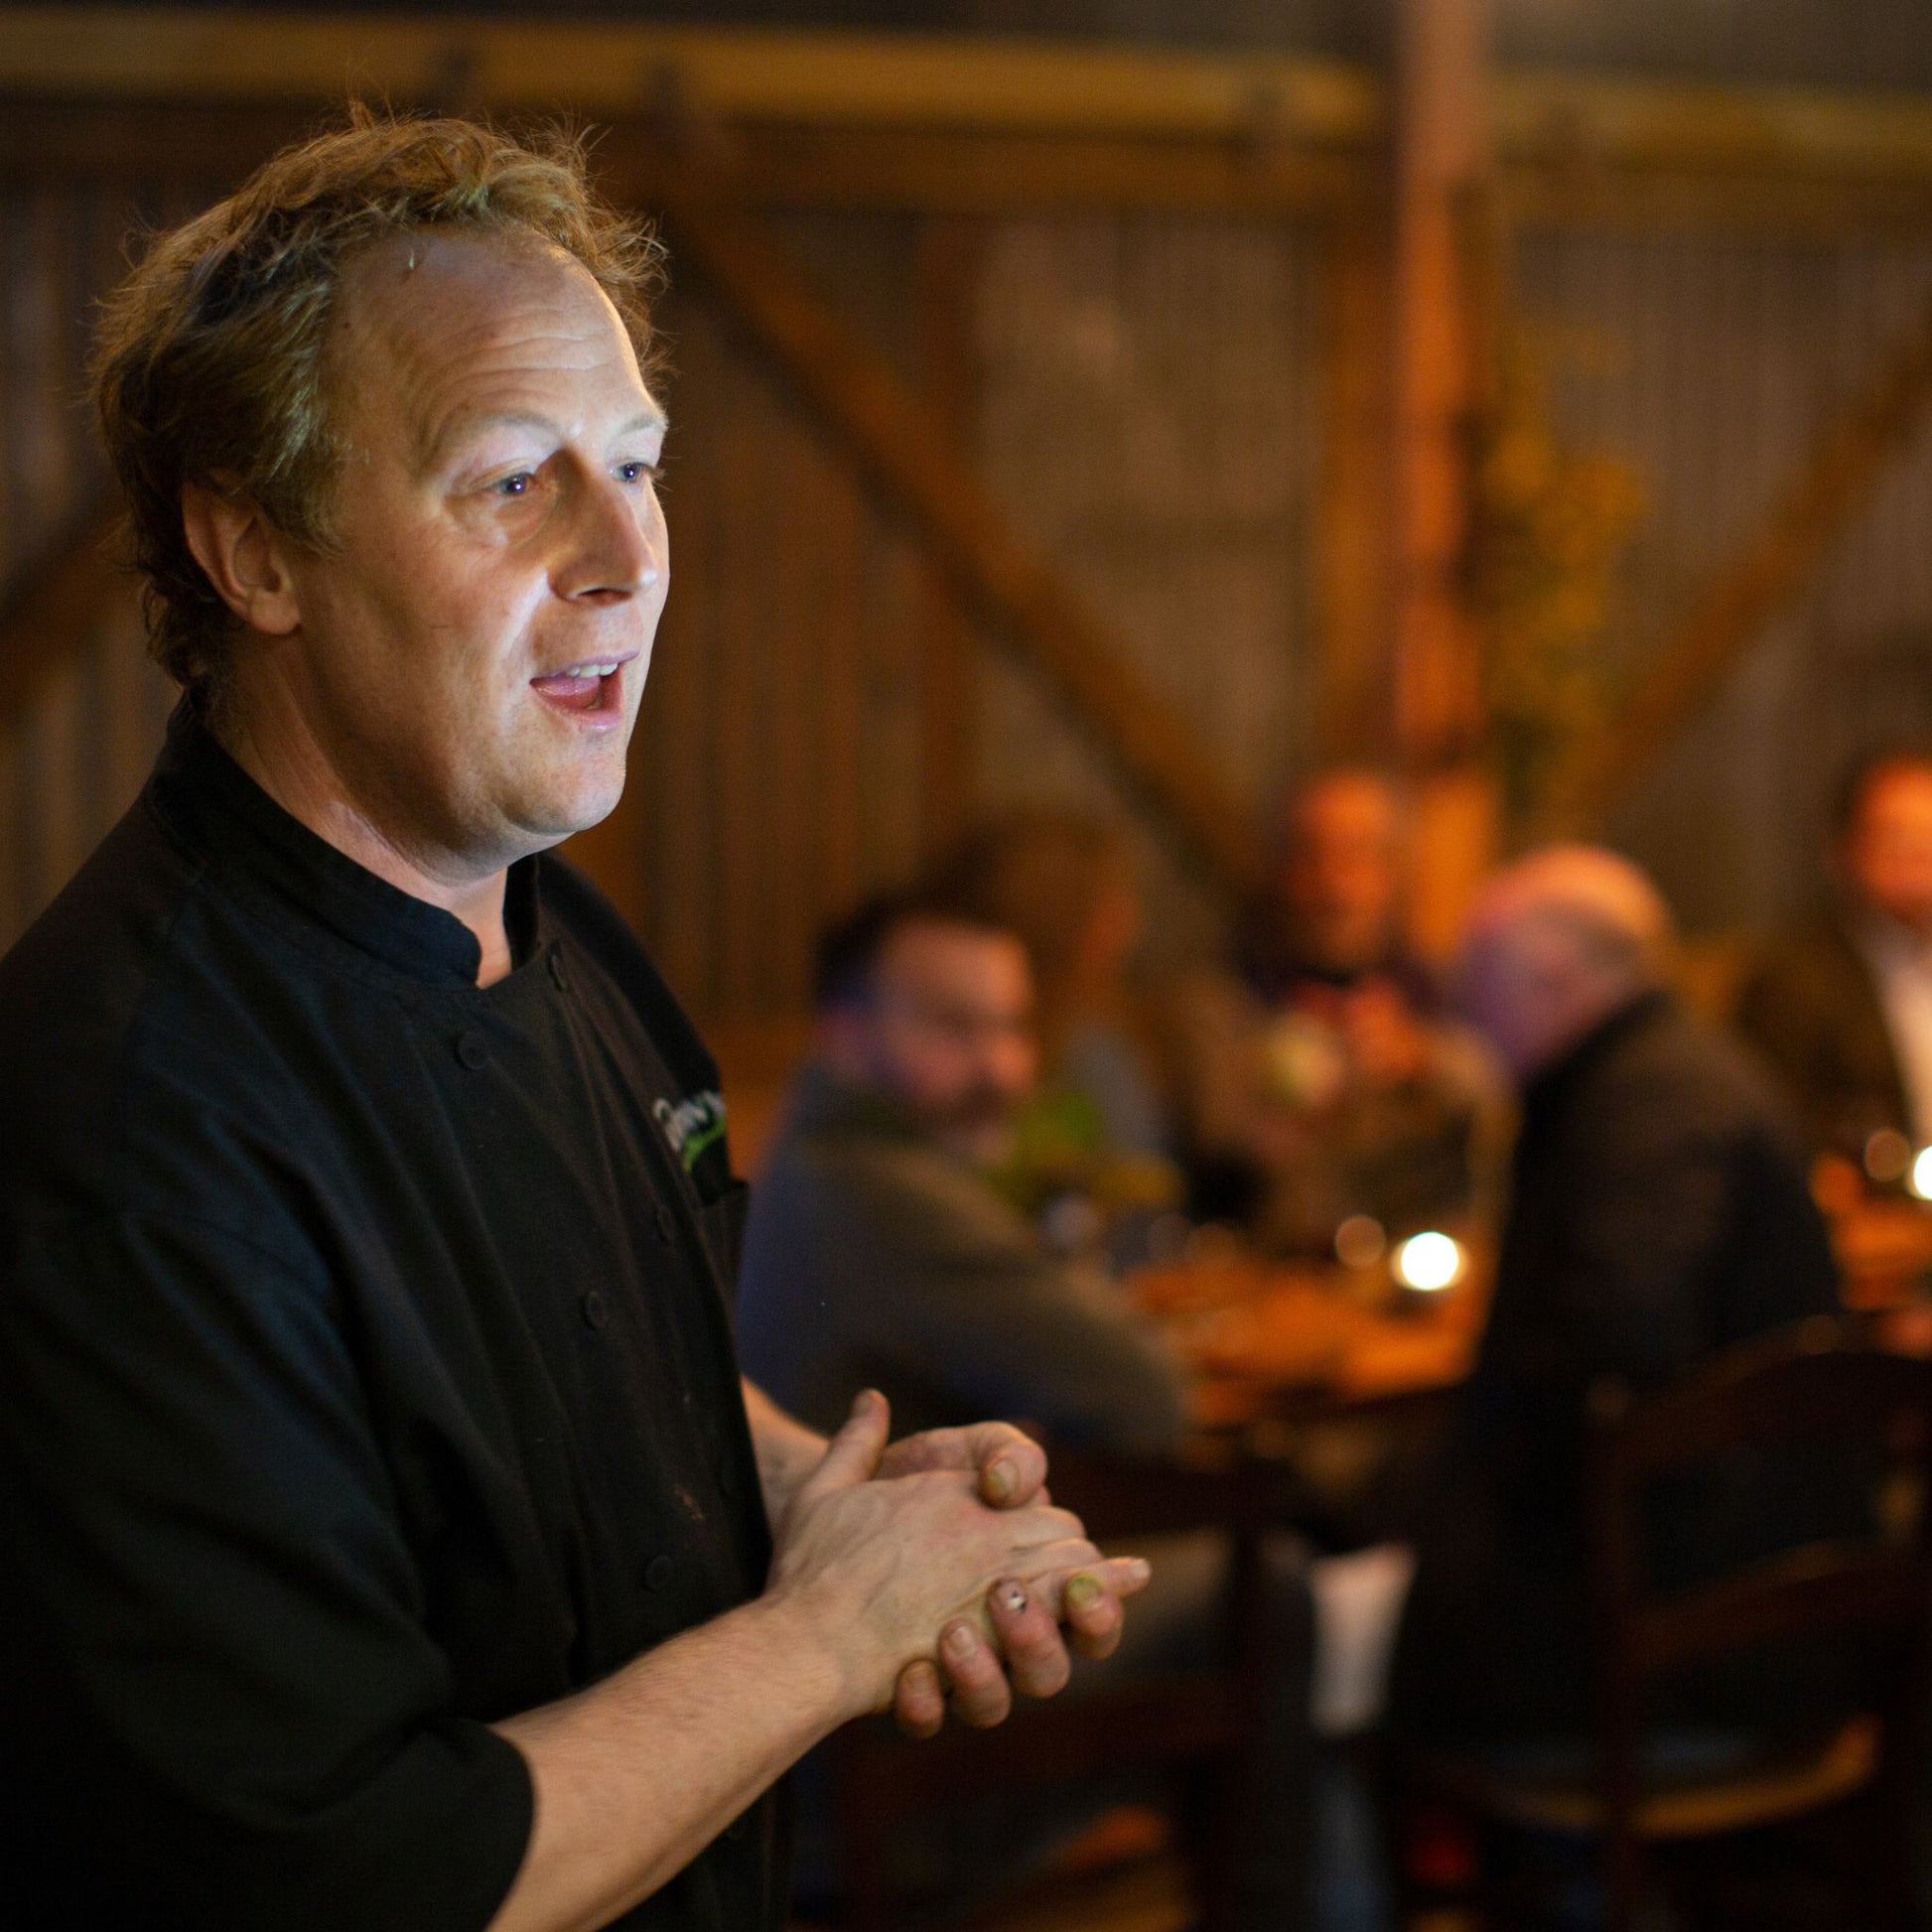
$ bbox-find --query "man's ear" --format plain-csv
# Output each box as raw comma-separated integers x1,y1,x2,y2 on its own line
180,483,302,637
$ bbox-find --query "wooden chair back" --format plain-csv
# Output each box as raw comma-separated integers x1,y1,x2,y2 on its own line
1587,1316,1932,1928
824,1446,1285,1932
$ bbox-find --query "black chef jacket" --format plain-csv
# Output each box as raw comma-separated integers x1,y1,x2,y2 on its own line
0,704,782,1931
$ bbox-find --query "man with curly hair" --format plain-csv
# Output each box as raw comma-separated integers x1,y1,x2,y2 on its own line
0,113,1145,1932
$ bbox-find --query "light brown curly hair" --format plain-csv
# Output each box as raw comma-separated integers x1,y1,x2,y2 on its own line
91,107,665,693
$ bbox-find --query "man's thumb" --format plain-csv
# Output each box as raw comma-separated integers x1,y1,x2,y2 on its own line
802,1389,890,1497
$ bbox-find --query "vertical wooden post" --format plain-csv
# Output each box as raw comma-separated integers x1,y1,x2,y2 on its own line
1315,214,1395,765
1389,0,1498,959
913,215,983,865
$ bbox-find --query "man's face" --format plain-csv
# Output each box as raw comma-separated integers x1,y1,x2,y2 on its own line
1283,776,1404,975
275,228,668,874
847,922,1037,1161
1844,764,1932,936
1454,915,1584,1083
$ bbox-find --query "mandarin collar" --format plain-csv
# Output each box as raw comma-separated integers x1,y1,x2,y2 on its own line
149,700,540,988
1520,985,1675,1120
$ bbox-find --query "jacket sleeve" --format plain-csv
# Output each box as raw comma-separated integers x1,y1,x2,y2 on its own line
1551,1094,1735,1392
819,1144,1191,1457
0,1210,532,1932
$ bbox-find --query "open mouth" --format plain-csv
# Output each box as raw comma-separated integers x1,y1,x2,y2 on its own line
530,657,629,723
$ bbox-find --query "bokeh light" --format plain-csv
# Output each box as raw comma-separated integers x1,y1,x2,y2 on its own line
1392,1231,1463,1293
1865,1129,1912,1184
1334,1214,1387,1269
1911,1147,1932,1202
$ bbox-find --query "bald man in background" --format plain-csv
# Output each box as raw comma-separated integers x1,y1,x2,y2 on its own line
1390,849,1846,1745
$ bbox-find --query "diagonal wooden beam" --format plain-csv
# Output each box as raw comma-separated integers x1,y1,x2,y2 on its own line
1555,297,1932,828
616,141,1258,892
0,504,126,735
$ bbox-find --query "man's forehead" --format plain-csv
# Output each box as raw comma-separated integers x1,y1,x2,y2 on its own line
338,226,582,338
1299,781,1399,842
880,920,1029,991
330,226,657,437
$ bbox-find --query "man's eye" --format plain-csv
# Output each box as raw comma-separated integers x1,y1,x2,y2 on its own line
616,462,659,485
495,472,536,497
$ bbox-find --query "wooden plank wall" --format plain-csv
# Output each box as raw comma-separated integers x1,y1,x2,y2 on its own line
970,211,1324,973
1514,226,1932,931
0,179,183,946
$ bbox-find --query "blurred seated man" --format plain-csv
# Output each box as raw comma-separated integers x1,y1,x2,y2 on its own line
1736,747,1932,1172
737,891,1312,1929
738,888,1189,1453
1167,768,1499,1257
1390,848,1849,1746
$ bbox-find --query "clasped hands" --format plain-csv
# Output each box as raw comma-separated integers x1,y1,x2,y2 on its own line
768,1390,1151,1738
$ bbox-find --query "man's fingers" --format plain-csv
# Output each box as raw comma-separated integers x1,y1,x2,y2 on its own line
1055,1557,1151,1662
986,1577,1071,1700
795,1389,890,1502
972,1428,1047,1509
893,1658,946,1739
874,1423,1048,1511
938,1617,1012,1728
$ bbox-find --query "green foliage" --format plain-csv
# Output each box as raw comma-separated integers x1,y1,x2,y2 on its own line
1470,331,1646,837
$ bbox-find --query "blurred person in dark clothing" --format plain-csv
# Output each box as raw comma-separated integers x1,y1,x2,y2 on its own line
1391,848,1850,1746
1736,747,1932,1169
737,891,1313,1929
1166,769,1500,1256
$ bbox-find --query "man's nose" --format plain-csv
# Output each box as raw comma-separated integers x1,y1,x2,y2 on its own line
555,472,661,602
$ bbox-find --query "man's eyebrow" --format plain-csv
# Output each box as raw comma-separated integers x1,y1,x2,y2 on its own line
422,406,670,466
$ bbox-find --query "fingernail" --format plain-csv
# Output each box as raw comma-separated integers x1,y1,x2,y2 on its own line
984,1458,1017,1502
1064,1575,1102,1611
996,1581,1029,1615
943,1620,977,1660
1126,1558,1151,1583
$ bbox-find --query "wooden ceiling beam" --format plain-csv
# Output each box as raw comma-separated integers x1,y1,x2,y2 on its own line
0,96,1369,211
0,9,1381,146
1496,69,1932,188
1556,299,1932,829
9,8,1932,197
9,95,1930,231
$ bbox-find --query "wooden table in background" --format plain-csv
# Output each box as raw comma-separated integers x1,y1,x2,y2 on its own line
1129,1253,1488,1430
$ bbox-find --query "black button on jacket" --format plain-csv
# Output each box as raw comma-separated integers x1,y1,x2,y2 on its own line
0,708,780,1931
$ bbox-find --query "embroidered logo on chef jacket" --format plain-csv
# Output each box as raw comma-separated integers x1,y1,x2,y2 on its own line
653,1089,728,1173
